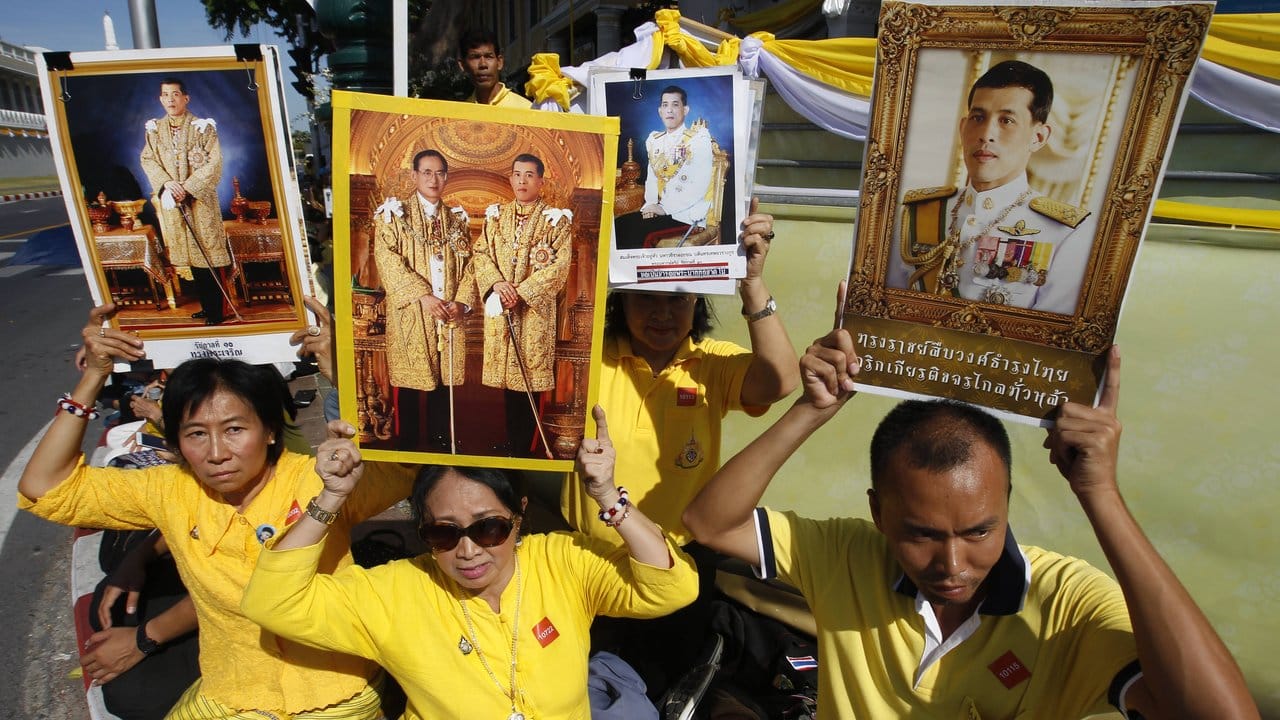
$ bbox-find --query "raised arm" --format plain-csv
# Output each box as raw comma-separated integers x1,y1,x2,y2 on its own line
19,304,145,501
684,321,861,566
271,420,363,552
1046,347,1257,720
738,197,799,406
576,405,672,567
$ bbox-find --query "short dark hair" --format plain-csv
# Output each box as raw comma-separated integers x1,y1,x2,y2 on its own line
968,60,1053,124
412,465,525,533
869,399,1012,493
412,149,448,173
159,77,187,94
161,359,288,464
659,85,688,105
603,291,716,342
458,27,502,60
512,153,545,177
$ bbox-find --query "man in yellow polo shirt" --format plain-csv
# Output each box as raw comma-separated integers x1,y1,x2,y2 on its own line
684,333,1258,719
458,27,531,109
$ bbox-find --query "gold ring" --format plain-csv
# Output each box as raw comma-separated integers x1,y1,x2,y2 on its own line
306,325,322,337
330,450,340,461
763,231,775,241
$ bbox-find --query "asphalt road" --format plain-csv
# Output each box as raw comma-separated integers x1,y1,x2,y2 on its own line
0,196,99,719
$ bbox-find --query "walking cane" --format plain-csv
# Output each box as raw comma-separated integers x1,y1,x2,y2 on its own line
439,319,458,454
504,311,554,459
178,201,242,321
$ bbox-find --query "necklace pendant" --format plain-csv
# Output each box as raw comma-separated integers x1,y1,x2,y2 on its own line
508,713,525,720
458,636,473,655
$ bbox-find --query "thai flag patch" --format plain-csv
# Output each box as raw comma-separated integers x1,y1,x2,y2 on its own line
786,655,818,671
285,500,302,526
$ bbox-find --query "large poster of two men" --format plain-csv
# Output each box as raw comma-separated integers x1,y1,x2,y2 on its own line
331,91,618,470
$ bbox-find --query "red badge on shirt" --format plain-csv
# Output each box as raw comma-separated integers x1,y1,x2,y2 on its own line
285,500,302,526
676,387,698,406
532,617,559,647
988,650,1031,689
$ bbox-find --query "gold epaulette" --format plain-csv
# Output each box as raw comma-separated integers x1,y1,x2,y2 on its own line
1029,196,1091,228
903,186,957,204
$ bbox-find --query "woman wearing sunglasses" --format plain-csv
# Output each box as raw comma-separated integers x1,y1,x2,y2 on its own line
243,405,698,719
19,303,411,719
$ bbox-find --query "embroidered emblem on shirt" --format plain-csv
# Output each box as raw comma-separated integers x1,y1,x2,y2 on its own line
785,655,817,671
532,617,560,647
676,387,698,406
675,433,704,469
988,650,1031,689
285,500,302,526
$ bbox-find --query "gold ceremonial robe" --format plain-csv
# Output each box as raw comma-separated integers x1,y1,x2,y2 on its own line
472,200,573,392
139,112,229,270
373,196,476,391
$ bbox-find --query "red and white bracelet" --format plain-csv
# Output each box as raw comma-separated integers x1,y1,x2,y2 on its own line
57,393,100,420
597,487,630,526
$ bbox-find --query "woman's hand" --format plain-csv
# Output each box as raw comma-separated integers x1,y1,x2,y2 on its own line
740,197,774,283
576,405,620,508
289,296,334,383
82,303,145,377
315,420,363,500
80,626,143,686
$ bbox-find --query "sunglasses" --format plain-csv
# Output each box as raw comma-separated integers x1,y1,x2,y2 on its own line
419,515,519,552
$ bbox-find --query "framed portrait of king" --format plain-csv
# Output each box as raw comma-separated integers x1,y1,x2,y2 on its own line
843,0,1212,425
331,91,618,471
37,45,316,368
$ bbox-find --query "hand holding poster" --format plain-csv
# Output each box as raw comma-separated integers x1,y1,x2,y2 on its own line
843,0,1212,425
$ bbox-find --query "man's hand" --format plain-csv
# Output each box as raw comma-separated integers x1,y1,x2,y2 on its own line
800,327,861,410
1043,346,1122,498
640,203,666,218
129,394,163,426
419,294,451,321
80,626,144,686
491,281,521,310
740,197,774,283
576,405,619,507
314,421,363,499
289,296,334,382
162,181,187,203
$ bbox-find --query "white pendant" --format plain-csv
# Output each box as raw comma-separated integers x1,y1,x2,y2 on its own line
458,636,472,655
508,713,525,720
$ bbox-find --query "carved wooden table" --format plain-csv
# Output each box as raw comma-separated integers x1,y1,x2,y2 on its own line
225,219,289,305
94,224,172,310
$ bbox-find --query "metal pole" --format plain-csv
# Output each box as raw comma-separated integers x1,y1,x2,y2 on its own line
128,0,160,49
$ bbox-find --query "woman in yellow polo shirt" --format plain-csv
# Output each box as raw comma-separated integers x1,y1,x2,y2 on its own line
18,303,410,720
242,405,699,719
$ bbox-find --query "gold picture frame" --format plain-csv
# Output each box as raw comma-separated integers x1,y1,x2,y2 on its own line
844,1,1212,423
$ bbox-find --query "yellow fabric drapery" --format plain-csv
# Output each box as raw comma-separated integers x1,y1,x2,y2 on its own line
1203,13,1280,81
655,10,738,67
751,33,877,97
1152,199,1280,231
724,0,824,34
525,53,578,111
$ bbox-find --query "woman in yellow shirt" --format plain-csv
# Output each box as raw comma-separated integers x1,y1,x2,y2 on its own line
18,303,410,719
242,405,699,719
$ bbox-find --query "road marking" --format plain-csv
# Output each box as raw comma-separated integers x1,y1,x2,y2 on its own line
0,222,68,240
0,418,53,550
0,252,12,262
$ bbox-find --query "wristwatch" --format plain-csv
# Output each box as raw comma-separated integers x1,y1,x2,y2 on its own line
742,296,777,322
136,622,161,656
306,496,339,525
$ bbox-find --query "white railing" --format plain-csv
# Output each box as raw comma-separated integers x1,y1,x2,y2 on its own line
0,108,46,131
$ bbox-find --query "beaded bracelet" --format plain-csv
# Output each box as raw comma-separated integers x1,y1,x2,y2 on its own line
597,487,630,525
58,393,100,420
606,506,631,529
